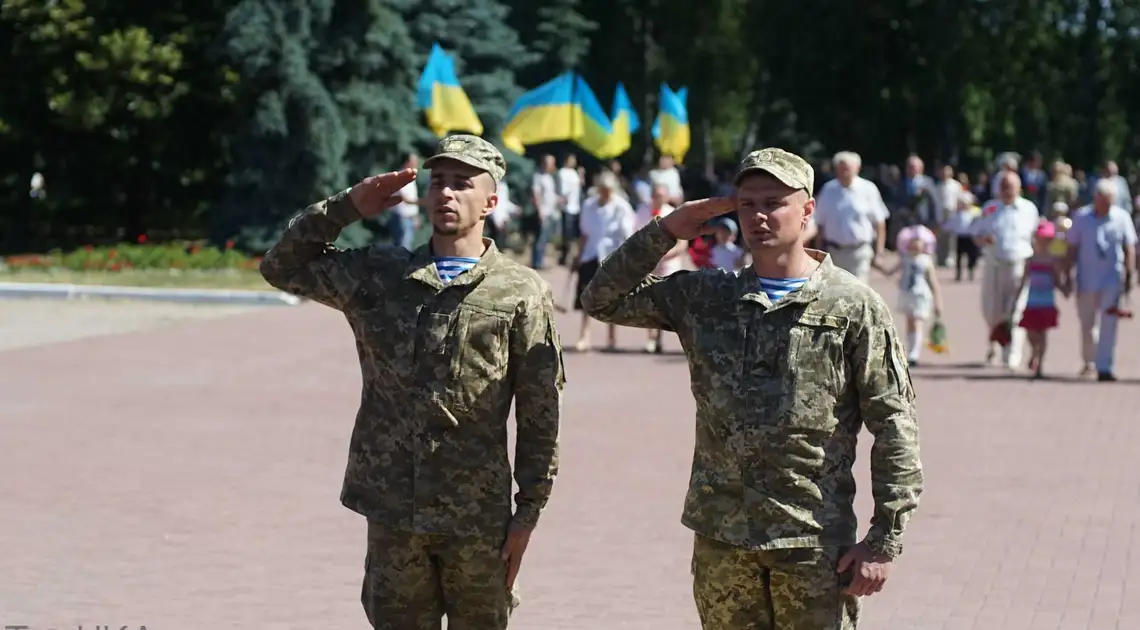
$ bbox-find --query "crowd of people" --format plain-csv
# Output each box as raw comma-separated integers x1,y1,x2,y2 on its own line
476,148,1137,381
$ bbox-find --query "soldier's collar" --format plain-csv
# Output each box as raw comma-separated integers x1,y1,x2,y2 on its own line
403,237,501,290
736,249,830,308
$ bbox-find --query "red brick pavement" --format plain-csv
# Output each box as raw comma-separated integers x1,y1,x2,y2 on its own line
1,265,1139,630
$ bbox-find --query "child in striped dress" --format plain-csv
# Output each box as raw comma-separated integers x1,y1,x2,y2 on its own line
1014,221,1071,378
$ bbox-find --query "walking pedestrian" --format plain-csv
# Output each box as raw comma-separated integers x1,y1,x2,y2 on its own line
634,183,688,353
573,171,635,352
1063,179,1138,381
581,147,923,630
887,226,944,367
812,151,889,283
1015,221,1069,379
972,171,1040,369
530,154,559,269
943,195,981,281
260,135,565,630
557,154,582,266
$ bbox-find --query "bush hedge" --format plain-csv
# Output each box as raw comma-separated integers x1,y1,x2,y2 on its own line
2,239,262,272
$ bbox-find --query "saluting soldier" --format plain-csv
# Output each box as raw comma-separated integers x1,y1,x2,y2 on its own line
581,148,923,629
261,135,565,630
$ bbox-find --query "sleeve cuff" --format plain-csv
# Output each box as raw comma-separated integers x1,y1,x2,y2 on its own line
326,188,364,226
510,507,541,531
864,534,904,559
648,216,681,248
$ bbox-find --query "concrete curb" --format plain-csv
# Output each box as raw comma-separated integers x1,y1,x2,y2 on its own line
0,282,303,306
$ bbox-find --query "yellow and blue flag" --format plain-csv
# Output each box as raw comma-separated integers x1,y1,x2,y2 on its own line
652,83,690,163
599,82,640,159
501,72,614,159
417,43,483,137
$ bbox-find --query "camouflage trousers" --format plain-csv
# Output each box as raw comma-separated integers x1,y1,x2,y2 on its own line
692,534,860,630
361,520,519,630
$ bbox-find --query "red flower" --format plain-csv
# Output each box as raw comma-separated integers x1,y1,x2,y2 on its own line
84,244,94,251
138,234,148,244
225,239,235,250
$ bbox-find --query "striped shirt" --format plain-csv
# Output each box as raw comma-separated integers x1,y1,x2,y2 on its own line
757,277,808,302
434,256,479,285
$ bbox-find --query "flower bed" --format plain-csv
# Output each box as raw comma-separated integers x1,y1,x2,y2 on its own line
2,239,262,272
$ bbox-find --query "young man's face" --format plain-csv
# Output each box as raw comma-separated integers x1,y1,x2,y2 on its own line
426,160,496,237
736,173,812,252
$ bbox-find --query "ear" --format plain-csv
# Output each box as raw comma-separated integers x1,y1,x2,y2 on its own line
802,196,816,224
481,190,499,220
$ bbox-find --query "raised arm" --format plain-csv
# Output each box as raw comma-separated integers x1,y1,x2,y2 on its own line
581,197,733,330
260,170,416,310
579,220,682,329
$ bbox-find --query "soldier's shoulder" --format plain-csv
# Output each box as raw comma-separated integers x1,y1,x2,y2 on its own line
487,254,552,301
816,265,891,322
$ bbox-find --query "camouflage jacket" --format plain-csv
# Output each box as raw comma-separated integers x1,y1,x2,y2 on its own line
581,219,922,558
260,189,565,537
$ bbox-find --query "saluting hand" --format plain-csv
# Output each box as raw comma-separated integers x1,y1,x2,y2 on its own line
659,197,736,240
348,168,418,218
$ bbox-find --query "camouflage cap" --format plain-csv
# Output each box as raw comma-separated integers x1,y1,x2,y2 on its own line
423,134,506,183
734,147,814,194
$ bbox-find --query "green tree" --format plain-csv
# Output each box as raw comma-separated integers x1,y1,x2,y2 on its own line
0,0,234,252
215,0,422,250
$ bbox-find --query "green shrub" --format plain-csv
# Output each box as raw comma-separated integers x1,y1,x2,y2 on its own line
2,240,262,272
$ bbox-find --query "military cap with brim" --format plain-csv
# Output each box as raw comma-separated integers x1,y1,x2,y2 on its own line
734,147,815,195
423,134,507,183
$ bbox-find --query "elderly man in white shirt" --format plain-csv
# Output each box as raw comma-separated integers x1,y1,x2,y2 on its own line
811,150,889,282
1062,178,1137,381
971,170,1041,369
573,171,636,352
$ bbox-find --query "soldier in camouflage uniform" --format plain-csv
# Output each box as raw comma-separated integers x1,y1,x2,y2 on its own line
581,148,923,629
260,135,565,630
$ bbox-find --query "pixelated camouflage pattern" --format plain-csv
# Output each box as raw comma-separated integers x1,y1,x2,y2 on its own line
734,147,815,193
692,534,859,629
362,521,519,630
260,189,564,537
580,219,922,559
423,134,507,183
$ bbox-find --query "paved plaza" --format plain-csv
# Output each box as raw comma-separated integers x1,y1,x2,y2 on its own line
1,265,1139,630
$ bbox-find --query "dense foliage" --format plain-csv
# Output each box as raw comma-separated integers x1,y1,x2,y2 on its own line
2,0,1139,253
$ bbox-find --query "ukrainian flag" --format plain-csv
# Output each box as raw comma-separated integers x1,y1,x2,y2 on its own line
652,83,690,163
418,43,483,137
501,72,614,159
599,82,640,159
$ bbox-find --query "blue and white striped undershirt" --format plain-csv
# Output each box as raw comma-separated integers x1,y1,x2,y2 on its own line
434,256,480,284
757,277,808,302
